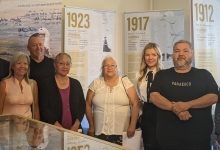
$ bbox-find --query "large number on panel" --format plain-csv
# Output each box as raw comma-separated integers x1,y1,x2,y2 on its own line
127,16,149,31
194,3,214,22
67,12,90,28
67,144,90,150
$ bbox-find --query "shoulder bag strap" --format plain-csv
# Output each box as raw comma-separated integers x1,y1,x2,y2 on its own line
121,76,131,108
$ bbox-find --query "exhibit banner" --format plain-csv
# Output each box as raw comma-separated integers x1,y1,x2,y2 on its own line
0,0,62,60
192,0,220,84
124,10,184,83
64,6,115,92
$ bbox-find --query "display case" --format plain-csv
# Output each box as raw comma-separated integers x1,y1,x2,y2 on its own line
0,114,131,150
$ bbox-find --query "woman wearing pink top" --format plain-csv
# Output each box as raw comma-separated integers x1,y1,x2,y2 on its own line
0,52,40,120
39,53,85,132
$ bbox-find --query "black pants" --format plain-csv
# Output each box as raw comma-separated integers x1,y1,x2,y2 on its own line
95,134,122,145
141,103,161,150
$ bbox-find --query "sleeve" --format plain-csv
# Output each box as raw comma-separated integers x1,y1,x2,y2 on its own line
75,80,86,122
215,90,220,135
39,79,59,124
133,72,140,93
122,76,133,90
88,80,96,92
205,70,218,95
150,70,163,93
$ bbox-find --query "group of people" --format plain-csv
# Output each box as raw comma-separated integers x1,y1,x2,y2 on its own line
0,34,219,150
0,33,86,133
135,40,219,150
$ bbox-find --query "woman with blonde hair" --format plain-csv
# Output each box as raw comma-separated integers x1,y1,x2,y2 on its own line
86,55,139,145
0,52,40,120
135,43,163,150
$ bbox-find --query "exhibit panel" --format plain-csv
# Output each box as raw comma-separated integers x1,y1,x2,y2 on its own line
0,115,130,150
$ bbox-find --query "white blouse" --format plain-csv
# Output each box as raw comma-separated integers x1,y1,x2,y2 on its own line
89,76,133,135
134,68,157,102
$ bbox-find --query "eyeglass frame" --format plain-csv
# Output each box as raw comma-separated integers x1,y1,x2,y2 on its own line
56,61,72,67
103,64,117,69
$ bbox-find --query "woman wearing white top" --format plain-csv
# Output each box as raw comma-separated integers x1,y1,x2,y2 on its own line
135,43,163,150
86,56,139,145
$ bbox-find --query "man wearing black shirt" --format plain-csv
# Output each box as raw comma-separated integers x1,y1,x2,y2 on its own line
150,40,218,150
0,58,9,81
27,33,55,91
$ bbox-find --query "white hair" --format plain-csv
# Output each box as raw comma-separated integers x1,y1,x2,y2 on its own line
100,55,121,77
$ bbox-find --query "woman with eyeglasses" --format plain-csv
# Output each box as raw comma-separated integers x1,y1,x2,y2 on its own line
39,53,85,132
135,43,163,150
85,56,139,145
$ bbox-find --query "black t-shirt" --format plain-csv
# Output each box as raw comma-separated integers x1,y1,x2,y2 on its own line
0,58,9,81
150,67,218,150
29,56,55,88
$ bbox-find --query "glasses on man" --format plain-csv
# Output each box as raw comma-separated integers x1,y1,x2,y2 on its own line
103,64,117,69
57,62,72,67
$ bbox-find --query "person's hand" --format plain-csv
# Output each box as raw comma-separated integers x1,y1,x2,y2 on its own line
172,101,190,115
217,135,220,144
87,126,95,137
127,124,135,138
54,121,63,129
70,125,79,132
177,111,192,121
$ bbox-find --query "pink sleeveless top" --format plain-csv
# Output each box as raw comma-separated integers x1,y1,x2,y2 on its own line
2,77,33,118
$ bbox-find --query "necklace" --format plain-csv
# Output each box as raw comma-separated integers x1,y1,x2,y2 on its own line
56,75,68,84
59,80,64,84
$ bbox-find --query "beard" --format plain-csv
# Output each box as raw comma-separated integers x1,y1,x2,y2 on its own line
173,56,192,69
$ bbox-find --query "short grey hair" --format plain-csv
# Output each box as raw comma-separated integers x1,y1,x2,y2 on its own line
54,52,72,63
173,40,193,52
28,33,42,46
100,55,121,77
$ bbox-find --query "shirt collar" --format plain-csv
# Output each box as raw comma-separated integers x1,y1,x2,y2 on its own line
146,67,157,75
12,76,25,85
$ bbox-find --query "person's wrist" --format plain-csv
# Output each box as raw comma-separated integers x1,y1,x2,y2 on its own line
170,103,173,111
129,123,136,128
185,101,191,110
89,124,94,128
72,124,79,128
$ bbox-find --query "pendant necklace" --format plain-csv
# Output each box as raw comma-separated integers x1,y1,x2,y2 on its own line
56,76,67,84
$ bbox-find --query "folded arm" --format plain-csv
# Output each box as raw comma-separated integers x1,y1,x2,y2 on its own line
150,92,192,121
172,93,218,114
150,92,173,111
